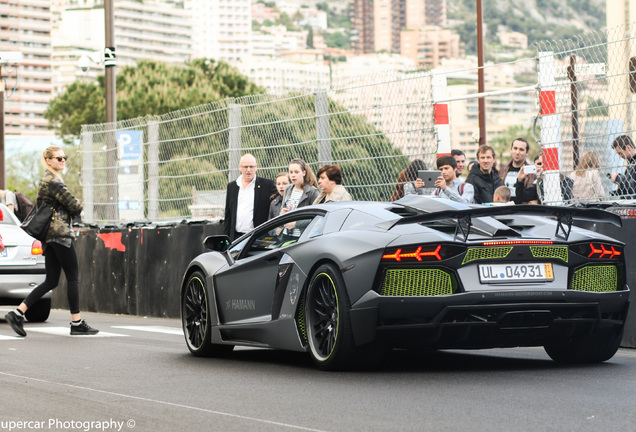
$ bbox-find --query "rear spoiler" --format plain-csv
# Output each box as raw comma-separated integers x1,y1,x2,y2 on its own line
377,204,622,242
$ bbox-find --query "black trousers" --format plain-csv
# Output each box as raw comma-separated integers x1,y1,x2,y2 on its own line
24,242,80,314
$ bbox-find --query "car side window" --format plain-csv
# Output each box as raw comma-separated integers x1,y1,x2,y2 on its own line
244,215,316,258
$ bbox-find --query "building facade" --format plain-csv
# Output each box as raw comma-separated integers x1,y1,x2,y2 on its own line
351,0,448,55
187,0,252,62
400,25,460,69
0,0,53,136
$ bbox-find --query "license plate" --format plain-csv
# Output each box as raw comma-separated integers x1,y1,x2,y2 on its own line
479,263,554,283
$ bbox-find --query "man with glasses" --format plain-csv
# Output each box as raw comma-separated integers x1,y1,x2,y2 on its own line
224,153,277,241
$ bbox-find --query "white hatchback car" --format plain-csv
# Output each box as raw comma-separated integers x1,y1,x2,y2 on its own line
0,203,50,322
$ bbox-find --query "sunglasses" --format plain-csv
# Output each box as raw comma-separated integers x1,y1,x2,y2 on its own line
50,156,68,162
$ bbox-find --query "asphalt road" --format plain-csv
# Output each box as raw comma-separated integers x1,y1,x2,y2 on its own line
2,308,636,432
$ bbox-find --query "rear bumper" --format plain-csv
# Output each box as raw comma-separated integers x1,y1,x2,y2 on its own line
0,272,48,304
349,287,630,349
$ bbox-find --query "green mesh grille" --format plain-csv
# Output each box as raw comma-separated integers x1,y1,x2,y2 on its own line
462,247,513,265
570,265,618,292
530,246,568,263
295,294,307,344
380,269,453,296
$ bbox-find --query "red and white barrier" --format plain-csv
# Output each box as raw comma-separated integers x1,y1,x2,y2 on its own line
538,52,564,204
432,73,451,157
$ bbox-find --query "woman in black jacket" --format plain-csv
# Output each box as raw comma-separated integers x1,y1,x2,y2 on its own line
5,146,98,337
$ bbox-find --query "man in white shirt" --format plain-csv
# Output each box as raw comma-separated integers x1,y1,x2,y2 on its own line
431,155,475,204
224,154,277,241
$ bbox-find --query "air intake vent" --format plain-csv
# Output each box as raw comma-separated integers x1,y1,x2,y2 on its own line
570,265,618,292
380,269,453,296
462,247,513,265
530,246,568,263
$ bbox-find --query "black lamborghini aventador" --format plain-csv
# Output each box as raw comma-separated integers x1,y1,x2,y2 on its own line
181,196,630,370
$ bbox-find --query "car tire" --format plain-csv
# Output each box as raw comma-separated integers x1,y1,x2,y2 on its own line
544,327,623,364
182,270,233,357
305,263,357,371
25,298,51,322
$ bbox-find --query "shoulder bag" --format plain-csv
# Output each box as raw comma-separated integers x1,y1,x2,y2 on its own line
20,200,56,242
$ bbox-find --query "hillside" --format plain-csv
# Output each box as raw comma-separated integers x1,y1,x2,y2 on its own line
449,0,606,54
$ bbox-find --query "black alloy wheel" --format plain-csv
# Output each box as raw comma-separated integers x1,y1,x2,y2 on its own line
305,263,356,370
182,270,233,357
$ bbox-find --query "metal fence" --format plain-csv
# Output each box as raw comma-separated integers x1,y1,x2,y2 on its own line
80,23,636,224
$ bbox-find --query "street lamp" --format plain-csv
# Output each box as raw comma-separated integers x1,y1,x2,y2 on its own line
0,51,23,190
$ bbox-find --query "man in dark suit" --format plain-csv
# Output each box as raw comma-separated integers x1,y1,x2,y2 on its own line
224,153,277,241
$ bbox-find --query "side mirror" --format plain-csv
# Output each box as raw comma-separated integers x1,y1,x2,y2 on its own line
203,235,231,252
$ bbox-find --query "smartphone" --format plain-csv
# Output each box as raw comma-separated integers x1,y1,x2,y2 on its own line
417,170,442,187
524,165,537,174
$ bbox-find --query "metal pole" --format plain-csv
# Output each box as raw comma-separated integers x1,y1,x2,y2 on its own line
316,90,332,166
0,66,5,189
568,53,580,169
476,0,486,146
105,0,116,125
104,0,118,222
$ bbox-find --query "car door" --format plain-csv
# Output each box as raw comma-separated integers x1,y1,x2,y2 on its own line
214,213,318,325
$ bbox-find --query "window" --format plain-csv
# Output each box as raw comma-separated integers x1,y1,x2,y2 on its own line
244,215,317,257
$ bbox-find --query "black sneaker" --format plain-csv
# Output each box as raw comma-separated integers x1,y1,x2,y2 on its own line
70,320,99,335
5,311,26,337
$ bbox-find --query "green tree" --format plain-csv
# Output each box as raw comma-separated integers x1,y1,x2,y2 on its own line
325,31,350,49
44,59,265,141
306,26,314,49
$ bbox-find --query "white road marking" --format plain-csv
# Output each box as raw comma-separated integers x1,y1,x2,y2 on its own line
26,327,129,337
0,334,23,341
111,325,183,335
0,372,329,432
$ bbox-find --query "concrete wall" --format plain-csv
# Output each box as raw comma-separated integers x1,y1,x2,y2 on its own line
52,222,224,318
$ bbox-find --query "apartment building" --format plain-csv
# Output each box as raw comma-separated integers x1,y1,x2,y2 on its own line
187,0,251,62
0,0,53,136
400,25,460,68
251,26,306,58
351,0,405,54
52,1,191,95
351,0,448,55
237,49,330,95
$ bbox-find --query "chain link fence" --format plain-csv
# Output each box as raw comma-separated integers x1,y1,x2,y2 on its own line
81,69,435,224
534,24,636,205
80,23,636,224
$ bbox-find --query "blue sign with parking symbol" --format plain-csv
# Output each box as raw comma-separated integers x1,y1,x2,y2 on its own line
117,131,142,161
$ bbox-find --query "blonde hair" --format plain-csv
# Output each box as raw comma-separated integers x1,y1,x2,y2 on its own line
41,146,64,176
574,151,601,177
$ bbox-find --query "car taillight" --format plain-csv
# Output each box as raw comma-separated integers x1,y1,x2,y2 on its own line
382,244,464,262
570,242,623,259
31,240,43,255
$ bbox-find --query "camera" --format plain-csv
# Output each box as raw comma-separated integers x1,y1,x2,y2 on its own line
524,165,537,174
77,55,92,73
